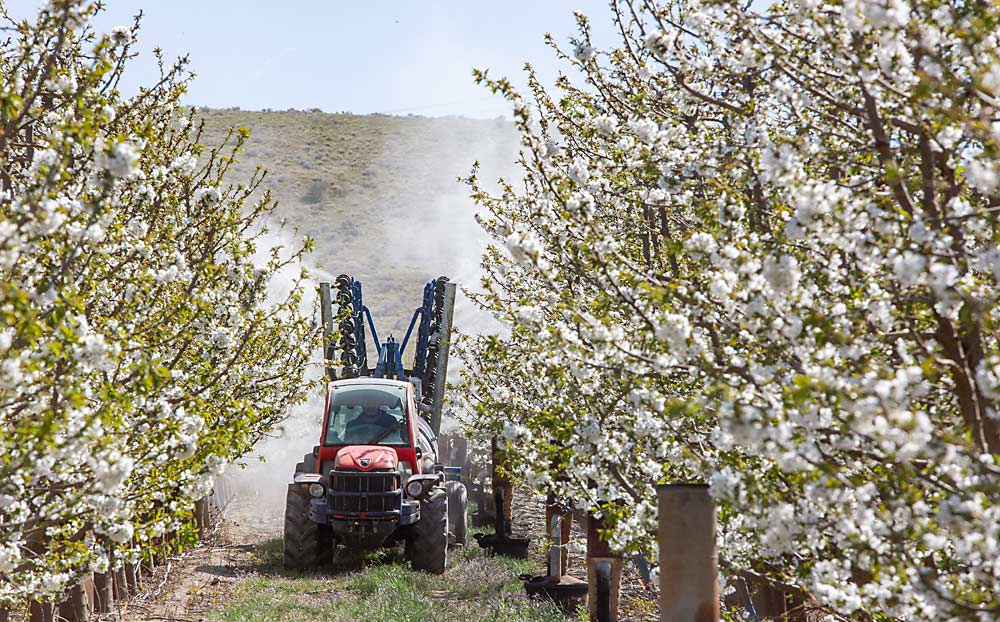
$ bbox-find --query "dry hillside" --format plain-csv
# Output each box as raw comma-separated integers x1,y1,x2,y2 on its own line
198,108,518,337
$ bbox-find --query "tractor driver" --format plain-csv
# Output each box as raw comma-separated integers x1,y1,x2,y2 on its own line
344,398,406,445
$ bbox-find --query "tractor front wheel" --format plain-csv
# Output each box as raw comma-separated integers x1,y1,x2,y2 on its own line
283,485,333,569
408,485,448,573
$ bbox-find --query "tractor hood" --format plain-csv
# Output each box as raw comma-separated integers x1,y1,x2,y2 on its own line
334,445,398,471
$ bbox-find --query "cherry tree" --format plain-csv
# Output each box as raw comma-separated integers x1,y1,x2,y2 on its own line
463,0,1000,619
0,1,315,606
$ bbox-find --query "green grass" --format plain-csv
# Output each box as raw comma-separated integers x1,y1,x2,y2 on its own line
214,497,564,622
213,536,565,622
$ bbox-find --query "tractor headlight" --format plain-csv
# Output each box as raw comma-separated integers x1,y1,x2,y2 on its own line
405,479,424,498
308,483,325,498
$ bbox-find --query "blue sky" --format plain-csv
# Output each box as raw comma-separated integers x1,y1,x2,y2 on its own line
15,1,620,118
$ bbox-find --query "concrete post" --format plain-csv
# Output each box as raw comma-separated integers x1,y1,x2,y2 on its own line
83,573,95,611
657,484,719,622
194,498,210,539
547,515,562,578
438,433,452,466
452,436,468,472
490,438,513,528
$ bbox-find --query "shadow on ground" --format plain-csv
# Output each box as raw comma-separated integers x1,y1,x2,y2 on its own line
193,536,413,580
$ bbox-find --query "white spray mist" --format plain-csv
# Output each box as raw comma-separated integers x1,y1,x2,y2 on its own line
219,113,519,525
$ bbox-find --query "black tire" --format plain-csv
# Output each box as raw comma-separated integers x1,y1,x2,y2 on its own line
445,480,467,546
283,485,333,569
409,485,448,573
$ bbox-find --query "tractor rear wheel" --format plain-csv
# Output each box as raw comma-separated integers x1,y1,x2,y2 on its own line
409,485,448,573
283,485,333,569
445,480,467,546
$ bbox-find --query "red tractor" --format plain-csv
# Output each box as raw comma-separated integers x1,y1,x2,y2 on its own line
283,276,467,573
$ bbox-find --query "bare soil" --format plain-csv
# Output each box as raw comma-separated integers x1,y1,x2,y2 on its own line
127,496,283,622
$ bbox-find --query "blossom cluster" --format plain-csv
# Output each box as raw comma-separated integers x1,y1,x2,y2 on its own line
0,2,315,606
463,1,1000,620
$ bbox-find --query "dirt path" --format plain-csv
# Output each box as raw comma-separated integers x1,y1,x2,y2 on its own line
126,484,656,622
127,491,563,622
128,496,283,622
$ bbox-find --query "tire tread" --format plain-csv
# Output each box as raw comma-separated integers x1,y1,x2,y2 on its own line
409,485,448,573
283,486,332,569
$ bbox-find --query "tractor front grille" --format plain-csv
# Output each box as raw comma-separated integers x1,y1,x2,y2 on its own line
329,470,401,518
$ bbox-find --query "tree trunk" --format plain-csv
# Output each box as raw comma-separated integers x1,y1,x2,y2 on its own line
92,572,113,614
491,437,513,526
935,314,1000,453
28,601,53,622
125,561,141,595
56,582,89,622
113,566,128,601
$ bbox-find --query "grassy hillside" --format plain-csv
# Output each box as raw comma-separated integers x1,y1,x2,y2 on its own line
198,109,518,338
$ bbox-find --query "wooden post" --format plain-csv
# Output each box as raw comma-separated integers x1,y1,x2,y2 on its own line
587,512,623,622
657,484,719,622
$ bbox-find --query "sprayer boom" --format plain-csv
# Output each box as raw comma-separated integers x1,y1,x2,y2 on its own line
318,275,456,437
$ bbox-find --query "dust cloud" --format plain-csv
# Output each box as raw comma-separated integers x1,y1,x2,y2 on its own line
219,114,519,515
